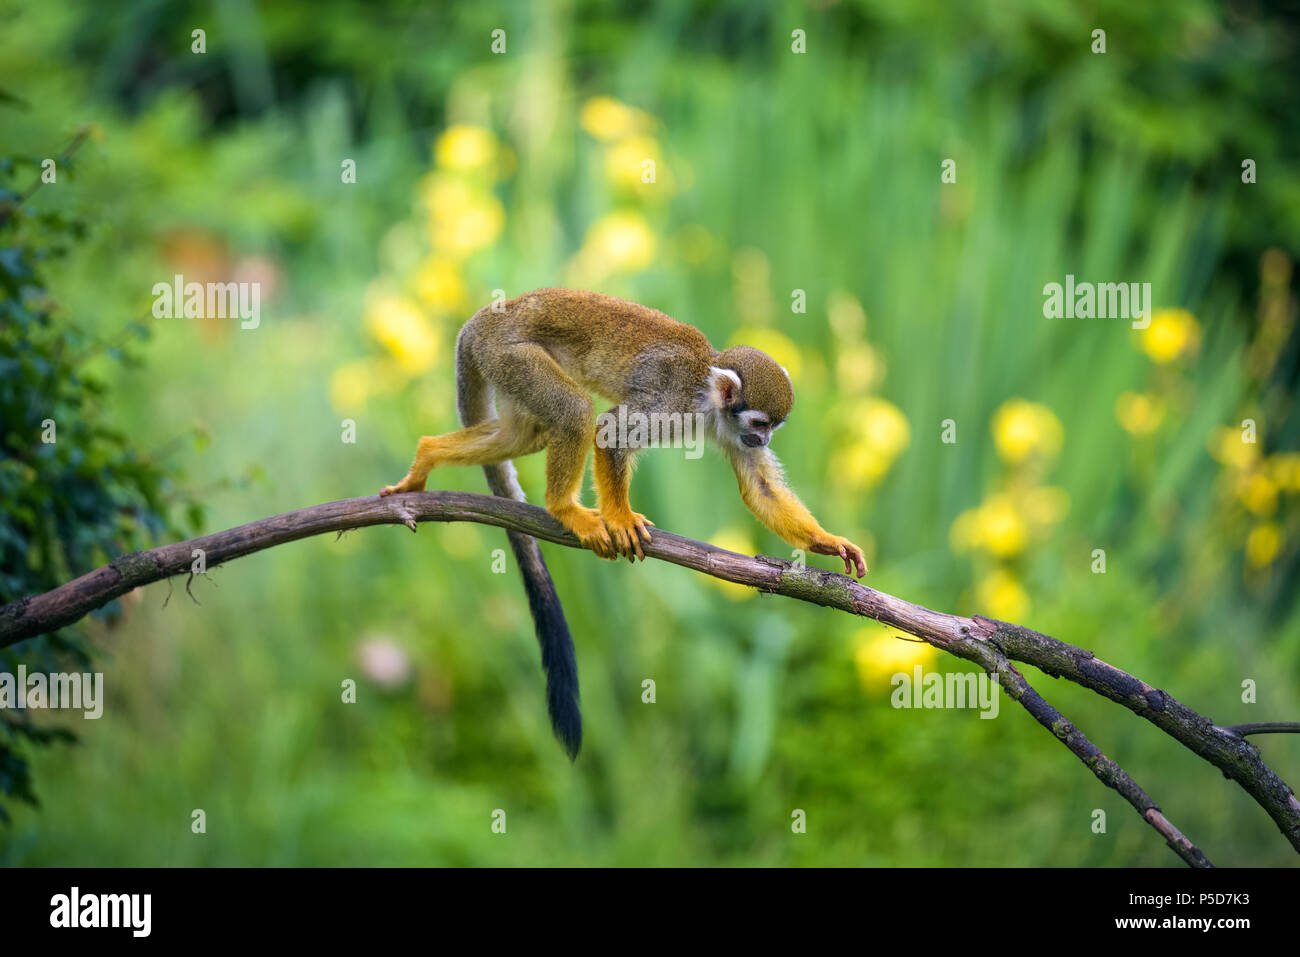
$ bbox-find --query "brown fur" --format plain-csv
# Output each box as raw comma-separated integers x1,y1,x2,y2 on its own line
379,288,865,577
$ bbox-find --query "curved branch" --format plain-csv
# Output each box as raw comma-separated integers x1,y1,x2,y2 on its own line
983,659,1211,867
982,619,1300,855
2,490,1296,865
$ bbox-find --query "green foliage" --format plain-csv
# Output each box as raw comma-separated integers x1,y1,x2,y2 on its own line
0,138,186,821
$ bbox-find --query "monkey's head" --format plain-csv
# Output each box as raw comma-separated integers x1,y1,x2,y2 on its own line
708,345,794,449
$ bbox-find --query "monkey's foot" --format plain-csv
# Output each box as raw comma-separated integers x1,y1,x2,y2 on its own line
552,504,615,559
601,510,654,562
379,473,427,497
810,534,868,578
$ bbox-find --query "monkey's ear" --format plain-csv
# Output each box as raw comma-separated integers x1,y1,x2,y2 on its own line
708,366,742,409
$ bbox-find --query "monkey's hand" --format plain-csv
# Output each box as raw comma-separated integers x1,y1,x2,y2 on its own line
809,533,868,578
551,503,617,559
600,508,654,562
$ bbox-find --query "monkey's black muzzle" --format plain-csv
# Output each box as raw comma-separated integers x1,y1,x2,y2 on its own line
741,433,767,448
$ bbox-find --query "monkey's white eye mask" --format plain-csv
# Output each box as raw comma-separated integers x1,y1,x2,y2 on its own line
736,409,773,447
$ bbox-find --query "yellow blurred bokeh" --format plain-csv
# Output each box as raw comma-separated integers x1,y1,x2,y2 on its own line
830,397,911,489
951,494,1026,558
580,95,653,142
1115,391,1166,436
422,174,505,260
992,398,1063,465
853,624,938,692
605,135,667,193
1236,470,1279,517
1245,522,1282,567
365,295,439,373
414,258,467,315
705,527,758,601
435,124,499,175
1140,308,1201,364
581,210,657,274
1209,425,1261,470
975,568,1031,621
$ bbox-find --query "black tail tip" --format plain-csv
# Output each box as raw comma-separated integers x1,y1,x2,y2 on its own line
560,736,581,762
551,708,582,761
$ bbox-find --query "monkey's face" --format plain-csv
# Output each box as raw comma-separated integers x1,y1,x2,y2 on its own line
735,408,775,447
710,346,794,450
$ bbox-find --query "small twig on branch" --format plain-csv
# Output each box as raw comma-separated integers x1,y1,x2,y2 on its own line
1,490,1296,866
1221,723,1300,738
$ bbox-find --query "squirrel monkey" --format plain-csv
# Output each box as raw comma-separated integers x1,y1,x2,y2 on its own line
379,288,867,757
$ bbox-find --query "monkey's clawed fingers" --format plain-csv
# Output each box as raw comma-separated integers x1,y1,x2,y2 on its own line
582,524,617,559
555,505,619,559
811,535,868,578
839,543,868,579
601,511,654,562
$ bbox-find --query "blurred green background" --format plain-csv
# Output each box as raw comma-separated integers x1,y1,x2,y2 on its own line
1,0,1298,866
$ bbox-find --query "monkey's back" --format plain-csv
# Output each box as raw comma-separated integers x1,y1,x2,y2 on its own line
469,288,715,404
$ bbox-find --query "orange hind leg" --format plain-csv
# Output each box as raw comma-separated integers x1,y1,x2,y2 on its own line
379,415,545,496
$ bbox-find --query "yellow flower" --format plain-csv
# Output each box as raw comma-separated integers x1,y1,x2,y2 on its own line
365,296,439,373
422,175,505,258
1209,426,1260,470
992,399,1063,465
1140,308,1201,364
860,397,910,459
1245,523,1282,567
951,488,1061,558
975,569,1030,621
579,96,651,142
853,624,937,692
605,136,665,192
1115,391,1166,436
832,441,891,489
974,495,1028,558
414,258,466,314
1237,471,1279,517
583,210,656,273
1267,452,1300,493
435,125,498,174
829,398,910,489
437,198,504,258
706,528,757,601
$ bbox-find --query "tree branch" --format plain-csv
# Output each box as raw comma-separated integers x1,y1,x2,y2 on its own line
2,490,1296,865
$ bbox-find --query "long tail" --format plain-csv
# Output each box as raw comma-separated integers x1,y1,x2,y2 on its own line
456,320,582,759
